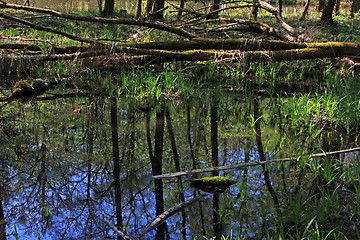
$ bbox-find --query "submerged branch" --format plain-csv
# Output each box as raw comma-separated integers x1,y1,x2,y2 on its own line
130,193,209,239
152,147,360,179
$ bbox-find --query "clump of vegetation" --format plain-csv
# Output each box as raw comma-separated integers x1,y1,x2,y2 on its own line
8,79,48,99
190,176,236,193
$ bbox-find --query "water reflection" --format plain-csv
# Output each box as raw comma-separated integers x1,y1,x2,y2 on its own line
0,94,356,239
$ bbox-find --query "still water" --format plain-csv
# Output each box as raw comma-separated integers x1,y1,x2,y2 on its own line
0,93,357,239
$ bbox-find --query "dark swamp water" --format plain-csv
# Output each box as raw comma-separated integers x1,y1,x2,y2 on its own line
0,93,359,240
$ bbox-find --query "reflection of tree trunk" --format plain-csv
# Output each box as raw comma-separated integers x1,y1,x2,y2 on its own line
86,109,94,199
187,103,197,171
210,95,221,239
111,97,123,230
253,99,280,214
151,105,167,240
187,102,206,236
165,107,186,240
211,95,219,177
0,193,6,240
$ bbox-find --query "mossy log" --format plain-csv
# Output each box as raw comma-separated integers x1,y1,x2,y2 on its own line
190,176,236,193
1,41,359,69
1,79,49,101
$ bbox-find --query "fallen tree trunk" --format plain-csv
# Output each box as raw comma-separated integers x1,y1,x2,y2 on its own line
1,3,359,68
152,147,360,179
1,44,359,68
0,2,198,40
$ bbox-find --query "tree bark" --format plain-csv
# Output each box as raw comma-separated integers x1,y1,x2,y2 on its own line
320,0,336,25
349,0,360,18
250,0,259,20
152,0,165,20
135,0,142,19
317,0,326,12
299,0,311,21
210,0,221,18
102,0,114,17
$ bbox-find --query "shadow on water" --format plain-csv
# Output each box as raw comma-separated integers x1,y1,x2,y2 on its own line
0,91,359,239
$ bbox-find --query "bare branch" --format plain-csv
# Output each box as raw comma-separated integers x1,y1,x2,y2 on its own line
152,147,360,179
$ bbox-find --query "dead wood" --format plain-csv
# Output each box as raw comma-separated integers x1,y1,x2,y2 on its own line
0,2,198,40
1,4,360,68
152,147,360,179
1,43,360,69
0,43,89,53
0,12,99,45
258,0,298,36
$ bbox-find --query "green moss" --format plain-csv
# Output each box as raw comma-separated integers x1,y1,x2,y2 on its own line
190,176,236,193
11,79,48,97
12,80,35,95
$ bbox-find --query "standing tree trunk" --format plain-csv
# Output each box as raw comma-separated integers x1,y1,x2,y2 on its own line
349,0,360,18
152,0,165,20
317,0,326,12
177,0,186,20
300,0,311,21
250,0,259,20
279,0,283,17
210,0,220,18
145,0,155,14
135,0,142,19
320,0,337,25
335,0,340,15
102,0,114,16
97,0,103,15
